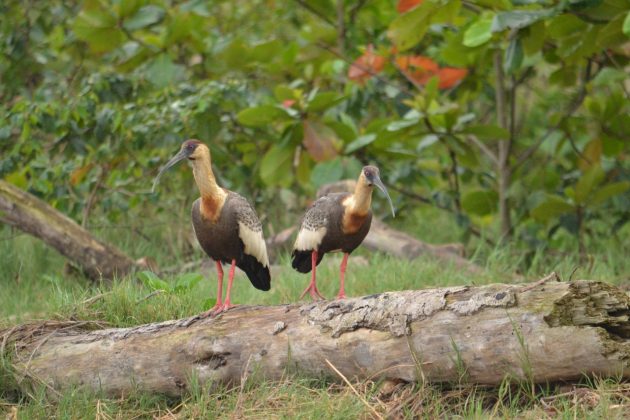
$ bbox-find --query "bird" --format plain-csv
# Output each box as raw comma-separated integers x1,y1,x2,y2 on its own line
291,165,395,300
152,139,271,317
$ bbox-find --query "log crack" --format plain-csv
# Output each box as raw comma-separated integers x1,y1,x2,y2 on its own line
303,286,516,338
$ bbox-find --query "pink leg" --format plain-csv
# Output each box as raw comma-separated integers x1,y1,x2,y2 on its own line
222,259,238,311
299,250,325,300
336,253,349,299
200,261,224,318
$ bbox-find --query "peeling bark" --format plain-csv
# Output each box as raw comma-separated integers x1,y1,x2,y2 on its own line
0,180,136,281
3,280,630,397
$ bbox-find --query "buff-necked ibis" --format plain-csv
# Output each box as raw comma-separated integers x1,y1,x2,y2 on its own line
152,140,271,316
291,166,395,300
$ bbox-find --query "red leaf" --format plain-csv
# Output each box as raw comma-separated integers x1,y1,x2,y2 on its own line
396,55,438,72
282,99,296,108
302,120,340,162
397,0,423,13
436,67,468,89
348,44,386,84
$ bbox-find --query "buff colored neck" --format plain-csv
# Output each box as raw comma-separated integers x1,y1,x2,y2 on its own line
348,173,373,215
191,147,226,200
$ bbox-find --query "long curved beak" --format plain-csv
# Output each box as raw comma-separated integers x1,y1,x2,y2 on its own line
151,148,188,193
373,176,396,218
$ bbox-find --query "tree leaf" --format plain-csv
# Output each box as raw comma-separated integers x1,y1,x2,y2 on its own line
461,189,498,216
145,54,184,88
504,37,523,74
591,181,630,206
302,120,340,162
307,92,345,112
345,134,377,153
236,105,289,127
123,5,165,31
492,9,558,32
463,16,494,47
574,165,604,204
73,6,125,53
348,45,386,84
462,124,510,139
530,195,575,221
310,158,344,188
388,1,435,50
624,11,630,37
260,145,293,187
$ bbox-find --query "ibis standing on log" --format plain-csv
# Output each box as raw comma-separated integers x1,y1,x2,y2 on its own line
153,140,271,317
291,166,395,300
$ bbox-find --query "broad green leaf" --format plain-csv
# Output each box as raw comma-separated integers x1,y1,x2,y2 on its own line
624,11,630,37
492,9,558,32
388,0,436,50
593,67,628,87
530,195,575,221
345,134,376,153
236,106,289,127
591,181,630,206
310,158,343,188
145,54,184,88
463,16,494,47
575,165,604,204
174,273,203,293
504,37,524,74
260,145,293,187
123,5,164,31
306,92,345,113
461,124,510,139
462,190,498,216
250,39,283,62
73,8,125,53
522,21,546,55
137,271,170,292
273,85,298,102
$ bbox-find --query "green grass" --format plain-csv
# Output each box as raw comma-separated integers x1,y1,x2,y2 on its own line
1,207,630,418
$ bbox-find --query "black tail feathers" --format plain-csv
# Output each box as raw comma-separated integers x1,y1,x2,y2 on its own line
291,250,324,273
238,254,271,291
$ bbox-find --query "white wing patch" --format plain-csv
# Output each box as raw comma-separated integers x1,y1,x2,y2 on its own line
238,222,270,267
293,227,327,251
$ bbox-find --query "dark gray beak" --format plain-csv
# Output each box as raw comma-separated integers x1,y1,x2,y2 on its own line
151,148,188,193
372,176,396,218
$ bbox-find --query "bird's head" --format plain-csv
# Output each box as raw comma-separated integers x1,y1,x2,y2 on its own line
151,139,208,192
360,165,396,217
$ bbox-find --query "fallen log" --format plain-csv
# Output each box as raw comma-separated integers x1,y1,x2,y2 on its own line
3,278,630,397
0,180,137,281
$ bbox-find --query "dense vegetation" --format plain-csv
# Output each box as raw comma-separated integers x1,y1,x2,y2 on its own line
2,0,629,255
2,0,630,417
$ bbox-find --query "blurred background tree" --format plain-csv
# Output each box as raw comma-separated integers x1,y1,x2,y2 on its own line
1,0,629,265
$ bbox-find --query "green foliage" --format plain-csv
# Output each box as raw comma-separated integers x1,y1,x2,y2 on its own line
1,0,629,254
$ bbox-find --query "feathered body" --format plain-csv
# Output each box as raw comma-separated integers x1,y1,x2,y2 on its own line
291,192,372,273
192,193,270,291
153,139,270,315
290,166,394,300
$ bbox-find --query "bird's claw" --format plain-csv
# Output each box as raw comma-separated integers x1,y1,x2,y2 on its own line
336,292,346,300
300,284,325,301
199,302,237,318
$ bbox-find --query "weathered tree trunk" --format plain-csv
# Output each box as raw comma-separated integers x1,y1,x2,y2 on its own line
0,180,136,281
3,279,630,397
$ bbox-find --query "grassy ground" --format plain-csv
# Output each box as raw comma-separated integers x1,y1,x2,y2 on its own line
1,207,630,418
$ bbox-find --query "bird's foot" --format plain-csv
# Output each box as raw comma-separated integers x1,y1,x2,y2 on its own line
211,302,238,316
300,283,325,300
198,301,228,319
336,292,347,300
